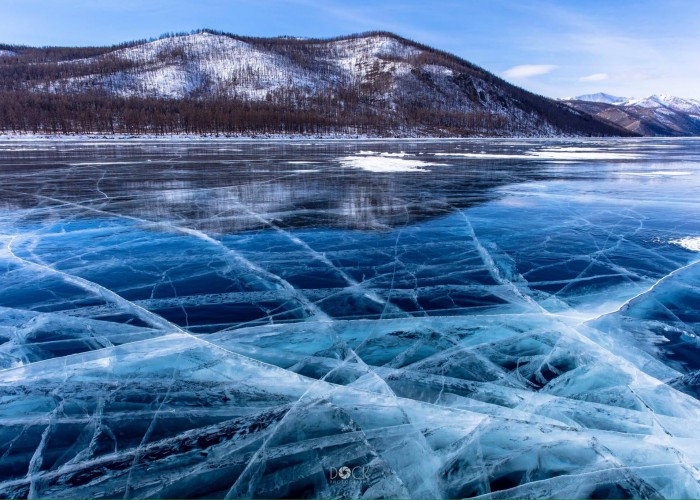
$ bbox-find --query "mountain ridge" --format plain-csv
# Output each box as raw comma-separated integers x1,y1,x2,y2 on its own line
568,93,627,105
564,93,700,136
0,30,633,137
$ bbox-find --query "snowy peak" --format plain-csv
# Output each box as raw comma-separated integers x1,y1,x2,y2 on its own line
572,92,627,104
565,92,700,136
574,92,700,115
625,94,700,115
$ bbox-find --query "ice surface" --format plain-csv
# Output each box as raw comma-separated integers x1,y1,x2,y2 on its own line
1,138,700,498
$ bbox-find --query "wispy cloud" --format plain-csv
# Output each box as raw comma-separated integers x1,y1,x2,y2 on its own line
579,72,608,82
502,64,557,79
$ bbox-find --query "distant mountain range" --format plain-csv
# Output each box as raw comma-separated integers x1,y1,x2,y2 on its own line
0,30,630,136
563,93,700,136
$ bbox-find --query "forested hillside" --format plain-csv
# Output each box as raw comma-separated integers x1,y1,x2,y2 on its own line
0,30,634,136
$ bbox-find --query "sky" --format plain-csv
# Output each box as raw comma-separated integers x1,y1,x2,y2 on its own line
1,0,699,99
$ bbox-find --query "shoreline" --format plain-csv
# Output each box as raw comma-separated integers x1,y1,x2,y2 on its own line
0,132,672,142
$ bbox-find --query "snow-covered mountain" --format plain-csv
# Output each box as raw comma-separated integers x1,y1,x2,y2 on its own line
571,92,627,105
625,94,700,115
0,30,629,136
565,93,700,136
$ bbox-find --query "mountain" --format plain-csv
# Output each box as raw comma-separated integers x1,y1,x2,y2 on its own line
564,93,700,136
0,30,632,137
570,92,627,105
625,94,700,115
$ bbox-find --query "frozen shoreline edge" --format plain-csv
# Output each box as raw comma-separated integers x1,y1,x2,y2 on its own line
1,132,687,142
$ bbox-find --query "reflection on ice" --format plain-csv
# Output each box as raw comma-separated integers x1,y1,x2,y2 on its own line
0,138,700,498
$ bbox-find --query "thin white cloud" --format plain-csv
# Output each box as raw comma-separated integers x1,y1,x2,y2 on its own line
502,64,557,79
579,72,609,82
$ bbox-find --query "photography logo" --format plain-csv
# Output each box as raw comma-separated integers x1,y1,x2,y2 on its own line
328,465,369,483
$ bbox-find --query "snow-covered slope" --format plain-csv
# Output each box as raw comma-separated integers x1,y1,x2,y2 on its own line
38,32,429,100
565,93,700,136
625,94,700,115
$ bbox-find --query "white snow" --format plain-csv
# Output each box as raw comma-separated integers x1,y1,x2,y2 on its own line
624,94,700,114
670,236,700,252
331,35,420,76
357,151,411,157
423,64,454,77
434,150,643,160
53,32,318,99
435,152,533,159
620,171,692,177
338,154,444,172
531,150,643,160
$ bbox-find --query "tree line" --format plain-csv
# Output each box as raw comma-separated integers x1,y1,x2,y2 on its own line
0,90,526,136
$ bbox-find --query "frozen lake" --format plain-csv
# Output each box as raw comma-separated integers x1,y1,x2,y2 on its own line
1,138,699,498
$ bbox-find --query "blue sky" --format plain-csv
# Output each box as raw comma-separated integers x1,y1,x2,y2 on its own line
2,0,699,99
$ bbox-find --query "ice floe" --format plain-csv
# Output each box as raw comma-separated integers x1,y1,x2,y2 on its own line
338,154,444,172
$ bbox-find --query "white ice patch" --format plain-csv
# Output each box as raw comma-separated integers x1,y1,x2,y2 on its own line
434,152,531,159
527,150,643,160
539,147,602,152
434,150,643,160
381,152,411,157
356,151,411,157
670,237,700,252
69,161,137,166
338,154,443,172
620,171,692,177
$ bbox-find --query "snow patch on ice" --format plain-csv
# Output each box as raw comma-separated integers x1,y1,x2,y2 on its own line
356,151,411,157
338,154,443,172
620,171,692,177
434,150,643,160
532,150,644,160
434,152,532,159
670,237,700,252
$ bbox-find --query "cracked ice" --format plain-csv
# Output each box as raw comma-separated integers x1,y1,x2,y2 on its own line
0,138,700,499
